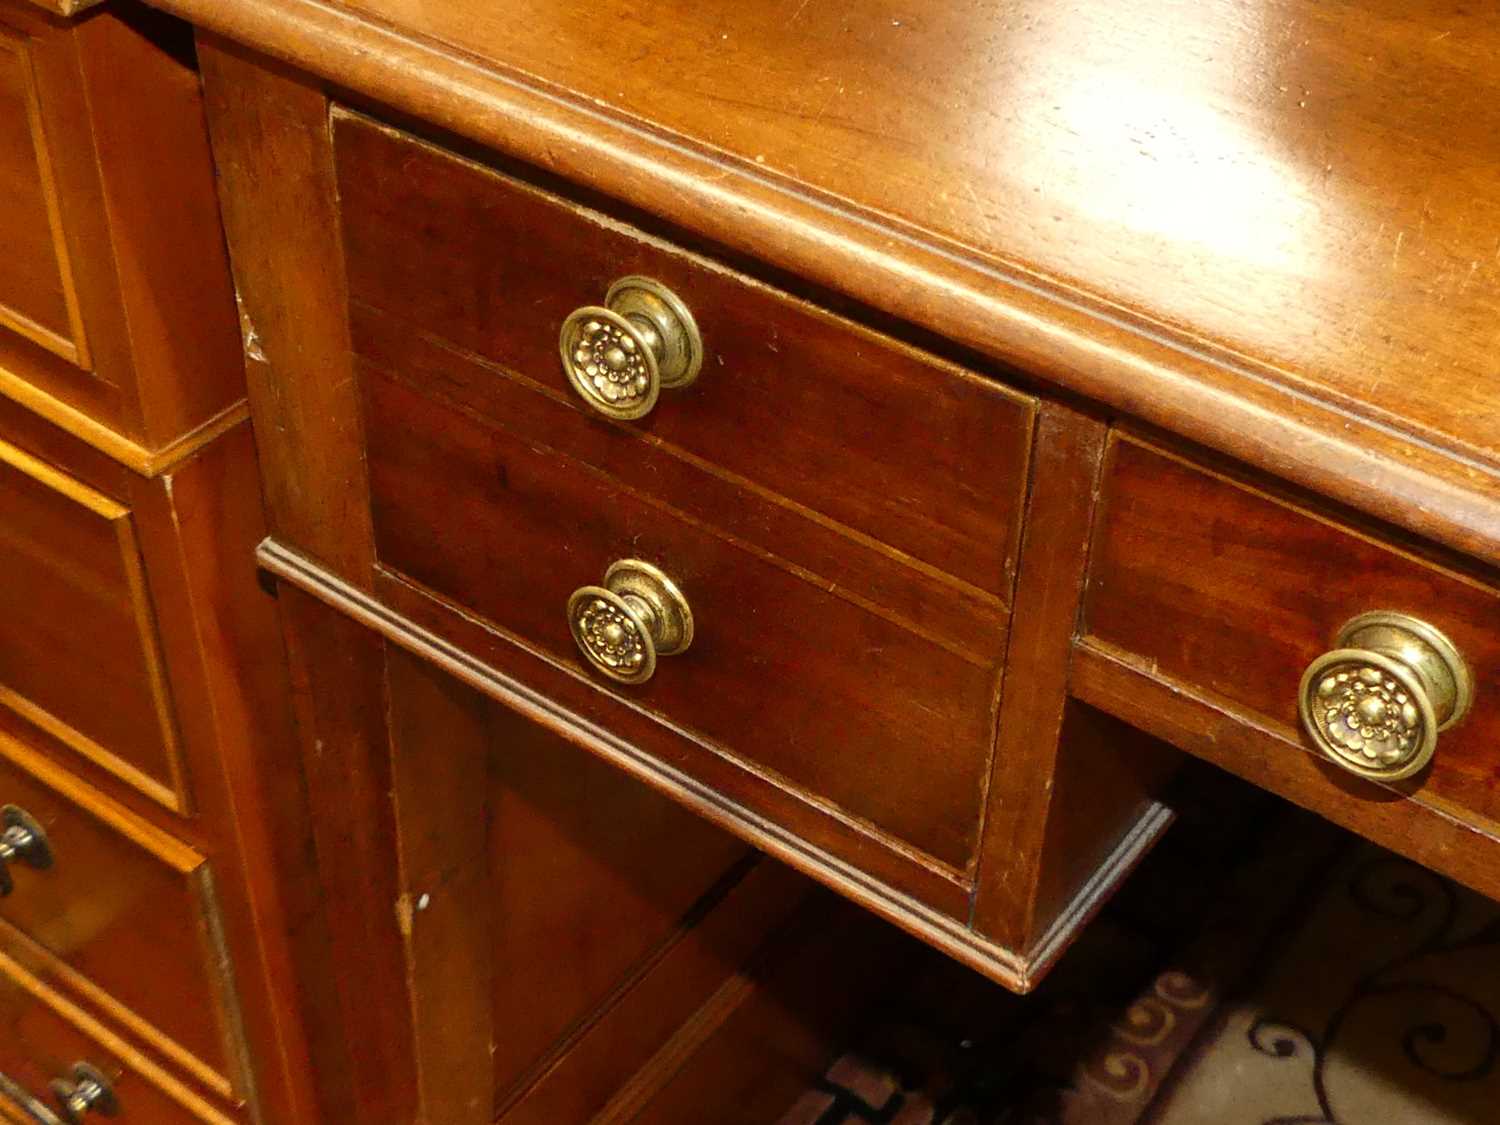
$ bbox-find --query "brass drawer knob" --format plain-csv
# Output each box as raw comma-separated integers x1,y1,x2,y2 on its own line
50,1063,118,1122
568,559,693,685
0,1063,116,1123
559,277,702,420
1298,612,1473,781
0,805,52,897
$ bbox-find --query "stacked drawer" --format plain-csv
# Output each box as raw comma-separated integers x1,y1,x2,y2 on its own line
332,109,1037,913
0,436,250,1118
0,415,256,1125
0,2,291,1121
214,99,1178,999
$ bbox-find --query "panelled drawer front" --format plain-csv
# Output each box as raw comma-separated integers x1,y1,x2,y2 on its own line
365,372,999,869
1084,435,1500,820
0,5,246,456
0,738,234,1090
335,112,1038,873
0,23,84,368
0,438,187,812
0,947,235,1125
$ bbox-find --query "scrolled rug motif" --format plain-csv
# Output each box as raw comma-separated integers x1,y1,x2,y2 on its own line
780,781,1500,1125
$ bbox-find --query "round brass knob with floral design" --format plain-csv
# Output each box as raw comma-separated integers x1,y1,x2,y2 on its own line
567,559,693,685
559,277,703,420
1298,612,1473,781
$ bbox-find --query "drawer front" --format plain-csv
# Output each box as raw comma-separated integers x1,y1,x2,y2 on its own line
0,946,236,1125
1084,435,1500,821
0,22,84,368
365,372,999,869
0,438,187,811
332,109,1035,603
0,736,235,1089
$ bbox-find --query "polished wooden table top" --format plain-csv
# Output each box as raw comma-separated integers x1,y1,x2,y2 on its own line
157,0,1500,562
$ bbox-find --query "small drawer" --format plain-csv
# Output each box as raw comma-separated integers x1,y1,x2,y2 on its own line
0,945,236,1125
1083,434,1500,820
332,112,1039,876
0,735,239,1096
364,372,1000,871
0,436,188,812
0,4,242,454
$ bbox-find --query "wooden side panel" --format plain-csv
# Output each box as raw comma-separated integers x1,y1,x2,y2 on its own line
481,698,752,1111
497,861,809,1125
619,895,911,1125
0,435,187,811
288,591,837,1125
383,644,763,1120
0,731,231,1090
276,586,417,1124
127,421,319,1125
364,370,997,870
0,22,82,364
1084,435,1500,826
381,646,493,1125
197,36,375,587
1026,702,1178,942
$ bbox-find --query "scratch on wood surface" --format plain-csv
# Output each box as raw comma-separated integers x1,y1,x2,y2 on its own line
1390,229,1405,270
234,289,269,364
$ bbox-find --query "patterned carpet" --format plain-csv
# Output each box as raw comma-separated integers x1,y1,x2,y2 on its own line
778,770,1500,1125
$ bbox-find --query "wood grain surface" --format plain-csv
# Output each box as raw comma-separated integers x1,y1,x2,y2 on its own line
363,370,999,870
0,435,187,811
334,110,1036,604
381,646,756,1121
0,23,84,365
150,0,1500,567
261,536,1177,993
0,1,243,457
